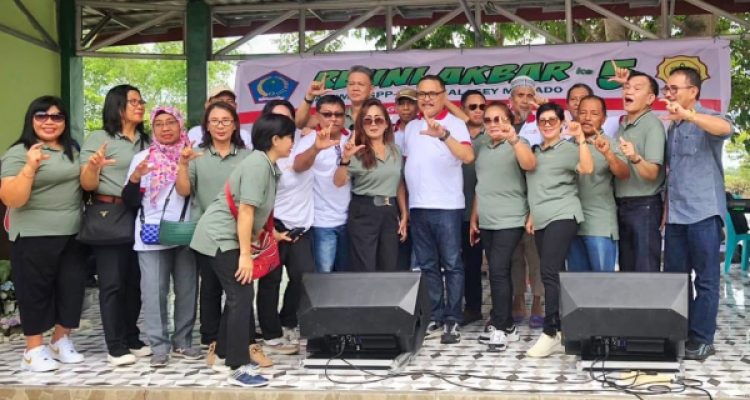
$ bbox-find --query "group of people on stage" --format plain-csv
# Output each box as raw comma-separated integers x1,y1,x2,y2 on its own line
0,60,734,387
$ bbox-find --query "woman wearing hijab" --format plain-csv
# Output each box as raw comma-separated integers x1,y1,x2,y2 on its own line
121,106,199,368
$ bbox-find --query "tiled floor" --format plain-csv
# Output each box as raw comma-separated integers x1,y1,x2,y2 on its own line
0,269,749,399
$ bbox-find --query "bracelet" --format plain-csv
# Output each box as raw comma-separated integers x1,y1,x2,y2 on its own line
339,159,351,166
304,96,314,105
439,130,451,142
630,156,642,164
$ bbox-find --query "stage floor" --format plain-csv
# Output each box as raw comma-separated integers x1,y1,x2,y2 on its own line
0,269,749,399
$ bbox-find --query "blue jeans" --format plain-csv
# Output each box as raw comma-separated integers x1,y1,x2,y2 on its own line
410,208,464,324
311,225,350,273
566,236,617,272
663,216,722,345
617,195,663,272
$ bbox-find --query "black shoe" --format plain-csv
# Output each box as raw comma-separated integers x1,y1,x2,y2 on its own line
684,341,715,361
440,322,461,344
460,309,483,326
128,339,148,350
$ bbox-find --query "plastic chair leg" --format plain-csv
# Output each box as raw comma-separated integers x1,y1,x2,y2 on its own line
742,240,749,272
724,240,736,274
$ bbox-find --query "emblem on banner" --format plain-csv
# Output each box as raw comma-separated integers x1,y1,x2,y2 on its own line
656,56,709,82
248,71,299,103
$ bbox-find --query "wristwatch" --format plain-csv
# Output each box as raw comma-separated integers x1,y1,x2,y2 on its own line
630,155,642,164
339,159,351,166
304,96,314,105
439,130,451,142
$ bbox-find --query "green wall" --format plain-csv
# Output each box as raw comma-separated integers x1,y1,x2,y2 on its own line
0,0,60,152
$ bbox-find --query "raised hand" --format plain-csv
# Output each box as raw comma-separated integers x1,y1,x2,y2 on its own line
307,72,331,99
659,98,690,122
618,136,638,162
419,116,446,138
87,142,116,170
128,158,152,183
179,140,203,166
567,121,585,144
25,143,50,170
341,141,365,162
608,60,630,86
530,94,549,109
594,134,611,155
314,122,341,151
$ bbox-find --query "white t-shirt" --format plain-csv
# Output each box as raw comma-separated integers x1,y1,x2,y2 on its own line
126,150,190,252
391,118,407,153
294,130,352,228
274,153,314,230
403,109,471,210
518,121,542,147
187,125,253,149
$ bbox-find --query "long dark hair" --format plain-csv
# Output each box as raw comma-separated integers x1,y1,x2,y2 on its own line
102,84,148,143
13,96,75,162
199,101,245,149
353,98,394,170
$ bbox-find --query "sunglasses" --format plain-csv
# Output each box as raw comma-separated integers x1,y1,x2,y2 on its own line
363,116,387,126
33,112,65,123
538,117,560,126
483,116,509,125
319,111,345,119
467,104,486,111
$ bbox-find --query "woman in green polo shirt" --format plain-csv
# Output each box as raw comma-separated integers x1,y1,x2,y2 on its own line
79,84,151,366
0,96,86,372
190,114,295,387
333,98,408,272
525,102,593,359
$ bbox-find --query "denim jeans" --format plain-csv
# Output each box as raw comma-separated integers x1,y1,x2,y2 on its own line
311,225,350,273
617,195,663,272
664,216,722,345
410,208,464,324
566,236,618,272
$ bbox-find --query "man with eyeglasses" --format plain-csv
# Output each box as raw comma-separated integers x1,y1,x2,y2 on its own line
609,66,666,273
660,66,735,360
292,95,352,273
404,75,474,345
187,85,252,148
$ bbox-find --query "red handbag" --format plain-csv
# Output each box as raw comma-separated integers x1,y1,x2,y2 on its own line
225,182,281,280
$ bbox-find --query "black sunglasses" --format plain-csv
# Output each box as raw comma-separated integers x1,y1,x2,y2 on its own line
467,104,486,111
33,112,65,123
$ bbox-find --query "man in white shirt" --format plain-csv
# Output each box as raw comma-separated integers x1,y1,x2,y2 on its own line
186,85,253,148
393,88,419,153
404,75,474,345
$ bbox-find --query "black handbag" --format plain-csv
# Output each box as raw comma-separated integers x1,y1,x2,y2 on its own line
77,195,137,245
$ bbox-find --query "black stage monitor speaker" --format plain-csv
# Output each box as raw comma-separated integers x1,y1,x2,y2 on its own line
560,272,688,362
298,272,430,360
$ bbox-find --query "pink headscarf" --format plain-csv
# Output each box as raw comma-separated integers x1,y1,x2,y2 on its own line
147,106,187,205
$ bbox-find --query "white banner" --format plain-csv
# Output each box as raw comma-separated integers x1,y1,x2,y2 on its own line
235,38,731,126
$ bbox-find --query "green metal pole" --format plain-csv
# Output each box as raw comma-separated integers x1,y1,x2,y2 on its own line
58,0,84,143
186,0,210,129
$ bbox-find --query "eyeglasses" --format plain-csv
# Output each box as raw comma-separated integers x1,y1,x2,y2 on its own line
319,111,345,119
660,85,695,95
152,120,178,129
208,119,234,127
127,99,147,107
483,116,510,125
538,117,560,126
363,116,387,126
33,112,65,123
416,90,445,99
467,104,486,111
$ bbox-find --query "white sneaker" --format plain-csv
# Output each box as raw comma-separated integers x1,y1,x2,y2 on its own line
282,327,300,345
487,326,520,351
478,325,495,344
263,338,299,355
107,353,137,366
48,335,85,364
211,356,231,373
526,332,564,358
20,346,60,372
425,321,443,340
129,345,152,357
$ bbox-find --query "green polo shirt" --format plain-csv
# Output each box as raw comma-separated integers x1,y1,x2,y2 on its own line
188,145,250,220
348,144,402,197
462,130,485,222
190,150,281,257
614,111,665,198
527,139,584,230
80,130,147,196
1,144,82,241
577,136,621,239
475,136,529,230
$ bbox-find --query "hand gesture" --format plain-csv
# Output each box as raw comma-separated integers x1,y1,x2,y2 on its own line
128,158,152,183
525,215,535,235
594,134,611,155
469,217,480,246
659,98,690,122
531,94,548,109
420,117,446,138
398,215,408,243
618,136,638,162
608,60,630,86
236,254,254,285
341,141,365,163
567,121,585,143
314,122,341,151
87,142,116,170
179,140,203,166
25,143,50,171
307,72,331,99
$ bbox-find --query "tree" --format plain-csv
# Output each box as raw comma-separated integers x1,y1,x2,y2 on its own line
275,31,346,53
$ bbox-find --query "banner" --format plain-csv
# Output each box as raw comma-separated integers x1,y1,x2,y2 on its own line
235,38,731,127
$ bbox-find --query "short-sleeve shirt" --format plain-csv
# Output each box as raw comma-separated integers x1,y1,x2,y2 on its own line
188,144,250,220
1,144,81,241
80,130,147,196
275,153,314,230
666,104,735,225
403,109,471,210
614,111,666,198
189,150,281,257
348,144,402,197
187,126,253,150
527,139,584,230
474,136,529,230
577,135,622,238
462,131,484,222
392,118,407,153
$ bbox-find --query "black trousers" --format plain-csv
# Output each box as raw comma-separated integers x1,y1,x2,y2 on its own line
257,229,315,340
195,251,222,345
480,228,524,331
92,243,142,355
207,249,254,368
534,219,578,336
617,195,663,272
462,221,484,313
11,235,86,336
347,195,400,272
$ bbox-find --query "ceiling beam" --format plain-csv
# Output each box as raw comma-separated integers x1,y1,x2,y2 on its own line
13,0,58,47
86,10,180,52
458,0,481,44
215,9,297,56
307,6,383,53
0,22,59,51
575,0,659,39
682,0,750,30
396,7,463,50
490,4,564,44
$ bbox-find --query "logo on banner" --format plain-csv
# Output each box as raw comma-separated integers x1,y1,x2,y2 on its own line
656,55,710,82
248,71,298,103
